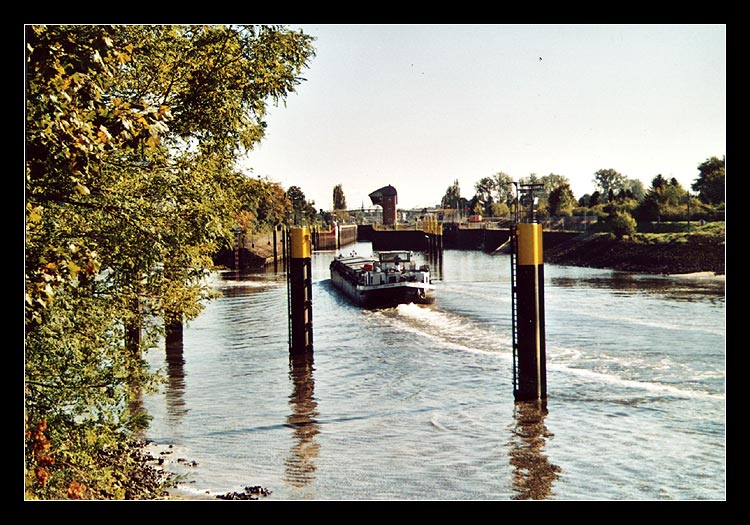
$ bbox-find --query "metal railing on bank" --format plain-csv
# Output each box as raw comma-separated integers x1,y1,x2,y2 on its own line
373,216,598,232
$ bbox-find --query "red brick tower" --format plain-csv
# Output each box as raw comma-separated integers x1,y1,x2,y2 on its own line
369,185,398,226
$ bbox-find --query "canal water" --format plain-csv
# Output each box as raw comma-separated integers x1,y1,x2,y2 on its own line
143,242,726,500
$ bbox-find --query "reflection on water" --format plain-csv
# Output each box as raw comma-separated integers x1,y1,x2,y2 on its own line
549,272,725,303
285,352,320,491
508,400,561,500
425,250,444,281
165,338,188,424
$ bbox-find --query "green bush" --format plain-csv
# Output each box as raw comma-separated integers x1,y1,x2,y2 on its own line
610,210,637,240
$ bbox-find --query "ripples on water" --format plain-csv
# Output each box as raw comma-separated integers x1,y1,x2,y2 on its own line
143,243,725,500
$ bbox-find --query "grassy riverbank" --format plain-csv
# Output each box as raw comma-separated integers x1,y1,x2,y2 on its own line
543,222,725,276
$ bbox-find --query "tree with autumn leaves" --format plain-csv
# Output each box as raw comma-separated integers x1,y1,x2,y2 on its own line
25,24,315,499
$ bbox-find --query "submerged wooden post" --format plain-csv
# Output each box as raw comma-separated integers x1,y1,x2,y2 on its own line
288,227,313,354
273,225,279,273
282,228,288,269
233,227,243,273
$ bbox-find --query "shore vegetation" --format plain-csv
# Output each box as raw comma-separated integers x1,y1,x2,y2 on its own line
25,24,315,500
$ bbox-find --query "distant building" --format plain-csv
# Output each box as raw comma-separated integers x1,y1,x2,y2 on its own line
369,185,398,226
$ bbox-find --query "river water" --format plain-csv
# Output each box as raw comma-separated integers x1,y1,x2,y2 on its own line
142,242,726,501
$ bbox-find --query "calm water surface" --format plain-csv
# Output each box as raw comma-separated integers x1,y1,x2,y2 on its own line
143,242,725,500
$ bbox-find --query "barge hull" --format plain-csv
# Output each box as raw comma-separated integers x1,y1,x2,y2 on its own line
330,270,435,308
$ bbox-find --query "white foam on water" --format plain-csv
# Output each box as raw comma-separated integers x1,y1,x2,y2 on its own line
370,302,723,401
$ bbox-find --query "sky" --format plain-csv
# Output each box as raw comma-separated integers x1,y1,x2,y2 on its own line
241,24,726,211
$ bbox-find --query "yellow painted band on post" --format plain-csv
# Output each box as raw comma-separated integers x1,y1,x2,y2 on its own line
517,223,543,266
290,227,311,259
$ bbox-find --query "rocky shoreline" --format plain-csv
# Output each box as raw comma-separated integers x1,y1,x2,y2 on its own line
143,441,273,501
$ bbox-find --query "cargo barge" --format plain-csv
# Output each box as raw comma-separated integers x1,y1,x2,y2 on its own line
329,250,436,308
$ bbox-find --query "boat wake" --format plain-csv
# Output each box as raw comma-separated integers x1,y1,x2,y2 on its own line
365,303,724,401
365,302,513,358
